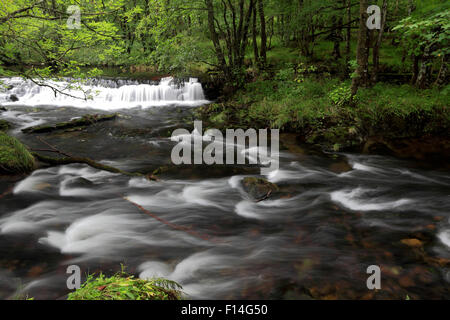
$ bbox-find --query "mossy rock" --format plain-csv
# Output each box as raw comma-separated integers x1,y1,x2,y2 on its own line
242,177,279,201
0,119,11,131
0,132,35,174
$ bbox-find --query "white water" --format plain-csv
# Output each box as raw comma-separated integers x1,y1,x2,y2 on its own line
0,77,209,110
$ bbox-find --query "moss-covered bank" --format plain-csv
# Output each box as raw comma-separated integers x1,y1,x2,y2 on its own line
196,74,449,162
0,131,35,175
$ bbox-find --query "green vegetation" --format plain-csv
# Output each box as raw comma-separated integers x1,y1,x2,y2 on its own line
0,119,11,131
0,131,35,174
198,69,449,151
1,0,448,155
68,271,182,301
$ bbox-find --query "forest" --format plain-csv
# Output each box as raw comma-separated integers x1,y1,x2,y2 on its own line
0,0,449,301
1,0,449,153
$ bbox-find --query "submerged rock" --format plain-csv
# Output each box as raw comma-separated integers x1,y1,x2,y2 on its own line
65,177,94,189
242,177,279,201
400,238,424,248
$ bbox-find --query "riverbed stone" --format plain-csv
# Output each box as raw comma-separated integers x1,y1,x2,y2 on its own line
65,177,94,189
242,177,279,201
400,238,424,248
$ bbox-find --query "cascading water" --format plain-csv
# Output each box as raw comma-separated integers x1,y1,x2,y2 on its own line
0,77,208,110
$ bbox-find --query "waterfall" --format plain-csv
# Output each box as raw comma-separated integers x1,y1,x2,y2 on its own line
0,77,208,110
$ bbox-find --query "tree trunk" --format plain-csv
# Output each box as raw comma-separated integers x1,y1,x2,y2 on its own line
252,4,259,65
258,0,267,66
371,0,388,84
411,54,420,84
416,45,432,89
351,0,370,96
346,0,352,57
332,15,342,60
434,55,448,87
205,0,229,79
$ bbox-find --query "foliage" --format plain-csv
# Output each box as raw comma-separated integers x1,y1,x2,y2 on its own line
201,71,448,141
329,85,355,107
393,6,450,59
67,270,183,301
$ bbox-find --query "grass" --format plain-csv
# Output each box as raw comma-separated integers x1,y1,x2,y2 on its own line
67,270,183,301
0,131,35,174
199,65,449,151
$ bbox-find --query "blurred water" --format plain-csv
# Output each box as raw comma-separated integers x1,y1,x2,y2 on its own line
0,84,449,300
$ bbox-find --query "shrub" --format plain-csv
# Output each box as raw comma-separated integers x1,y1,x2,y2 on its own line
329,85,355,107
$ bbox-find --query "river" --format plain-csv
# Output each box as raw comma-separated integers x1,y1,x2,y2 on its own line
0,77,449,300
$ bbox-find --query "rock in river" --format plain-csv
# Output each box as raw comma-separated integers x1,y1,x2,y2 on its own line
242,177,279,201
65,177,94,189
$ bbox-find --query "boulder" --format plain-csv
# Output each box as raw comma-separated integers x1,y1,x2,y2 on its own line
242,177,279,201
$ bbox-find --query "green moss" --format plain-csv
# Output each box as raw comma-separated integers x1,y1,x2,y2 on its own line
0,132,35,174
67,271,182,301
0,119,11,131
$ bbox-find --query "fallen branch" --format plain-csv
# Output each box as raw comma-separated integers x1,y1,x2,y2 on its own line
32,152,144,178
29,136,156,179
22,114,118,134
35,136,73,157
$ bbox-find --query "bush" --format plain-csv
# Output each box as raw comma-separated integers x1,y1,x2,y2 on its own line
0,132,35,174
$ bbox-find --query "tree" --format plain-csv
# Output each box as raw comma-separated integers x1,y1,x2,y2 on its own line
371,0,388,83
393,5,450,88
205,0,256,85
351,0,370,96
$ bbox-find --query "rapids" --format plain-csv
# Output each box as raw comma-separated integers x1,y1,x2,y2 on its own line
0,78,449,299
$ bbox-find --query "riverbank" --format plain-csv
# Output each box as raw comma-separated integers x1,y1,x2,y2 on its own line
196,72,449,166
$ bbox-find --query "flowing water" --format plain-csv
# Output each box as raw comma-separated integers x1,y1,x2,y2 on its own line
0,78,449,300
